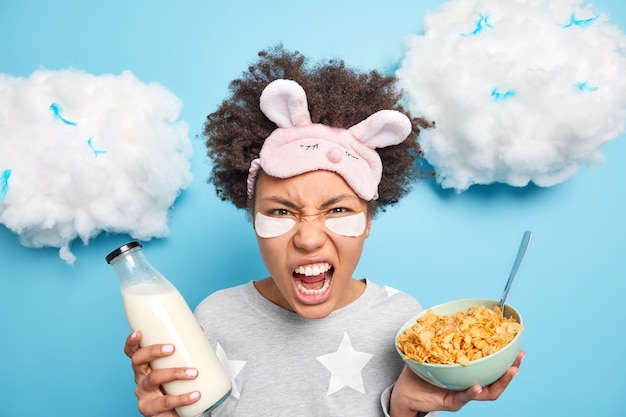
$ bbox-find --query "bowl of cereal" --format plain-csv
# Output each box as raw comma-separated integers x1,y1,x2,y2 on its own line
395,298,523,390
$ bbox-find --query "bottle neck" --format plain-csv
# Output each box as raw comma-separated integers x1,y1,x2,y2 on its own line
109,247,170,288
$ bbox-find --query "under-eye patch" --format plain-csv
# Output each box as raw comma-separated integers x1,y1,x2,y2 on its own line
325,212,367,237
254,213,296,238
254,212,367,238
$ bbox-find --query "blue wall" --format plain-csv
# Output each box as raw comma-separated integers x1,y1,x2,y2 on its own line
1,1,624,415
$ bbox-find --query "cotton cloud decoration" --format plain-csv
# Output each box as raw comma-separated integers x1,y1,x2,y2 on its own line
0,69,193,264
397,0,626,192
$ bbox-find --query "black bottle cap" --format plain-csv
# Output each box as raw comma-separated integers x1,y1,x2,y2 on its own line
105,241,142,264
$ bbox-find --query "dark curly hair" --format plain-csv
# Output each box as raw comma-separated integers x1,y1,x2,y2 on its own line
203,44,433,216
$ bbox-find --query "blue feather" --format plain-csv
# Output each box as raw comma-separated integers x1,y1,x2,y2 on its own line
87,137,107,156
491,88,516,102
1,169,12,202
50,103,77,125
462,14,493,36
562,13,599,28
575,81,599,92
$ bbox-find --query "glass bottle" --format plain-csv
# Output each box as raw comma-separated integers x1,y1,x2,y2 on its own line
106,241,231,417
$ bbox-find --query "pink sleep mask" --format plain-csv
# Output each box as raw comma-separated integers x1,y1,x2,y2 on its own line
247,79,412,201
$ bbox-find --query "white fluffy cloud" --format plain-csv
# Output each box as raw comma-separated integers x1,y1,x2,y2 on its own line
0,69,193,264
397,0,626,192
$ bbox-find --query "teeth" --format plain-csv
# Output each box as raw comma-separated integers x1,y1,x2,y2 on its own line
295,262,331,276
295,276,331,296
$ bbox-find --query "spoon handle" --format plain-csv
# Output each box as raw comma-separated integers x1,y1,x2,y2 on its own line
499,231,532,310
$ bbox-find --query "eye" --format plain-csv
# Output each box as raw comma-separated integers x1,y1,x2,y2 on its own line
328,206,354,215
268,208,291,216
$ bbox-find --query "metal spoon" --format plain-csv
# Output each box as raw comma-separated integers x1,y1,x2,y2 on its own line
498,231,532,313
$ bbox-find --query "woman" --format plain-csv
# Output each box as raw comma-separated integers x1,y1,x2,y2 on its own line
124,45,524,417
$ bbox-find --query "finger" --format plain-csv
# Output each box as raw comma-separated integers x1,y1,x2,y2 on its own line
140,367,200,392
138,391,201,416
470,358,525,402
481,368,518,400
484,350,526,396
132,344,175,370
443,384,483,411
123,330,142,358
512,350,526,368
447,360,523,407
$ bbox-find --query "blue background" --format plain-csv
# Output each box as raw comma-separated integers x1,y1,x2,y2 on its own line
1,1,625,415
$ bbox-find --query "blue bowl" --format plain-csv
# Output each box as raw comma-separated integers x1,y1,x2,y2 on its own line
396,298,523,390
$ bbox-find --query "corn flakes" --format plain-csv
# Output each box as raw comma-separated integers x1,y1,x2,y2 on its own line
397,305,523,366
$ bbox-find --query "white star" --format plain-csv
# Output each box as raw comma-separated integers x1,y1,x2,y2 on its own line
384,286,401,297
316,332,373,395
215,342,246,399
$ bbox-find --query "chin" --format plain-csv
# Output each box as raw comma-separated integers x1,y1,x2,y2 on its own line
293,303,336,320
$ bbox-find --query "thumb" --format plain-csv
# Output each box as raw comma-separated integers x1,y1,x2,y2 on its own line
444,385,483,411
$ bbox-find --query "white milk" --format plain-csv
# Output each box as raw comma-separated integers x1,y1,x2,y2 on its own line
122,283,231,417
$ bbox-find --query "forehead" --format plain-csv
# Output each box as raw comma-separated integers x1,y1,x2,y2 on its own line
254,170,363,206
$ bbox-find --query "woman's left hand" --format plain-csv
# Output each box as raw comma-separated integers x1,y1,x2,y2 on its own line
389,350,525,417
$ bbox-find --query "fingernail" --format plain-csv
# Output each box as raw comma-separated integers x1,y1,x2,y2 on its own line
189,391,200,400
186,368,198,377
131,330,138,340
162,344,174,354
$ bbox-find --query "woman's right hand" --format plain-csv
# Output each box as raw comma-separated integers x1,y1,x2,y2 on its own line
123,330,202,417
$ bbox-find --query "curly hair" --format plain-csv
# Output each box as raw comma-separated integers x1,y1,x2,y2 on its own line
203,44,433,216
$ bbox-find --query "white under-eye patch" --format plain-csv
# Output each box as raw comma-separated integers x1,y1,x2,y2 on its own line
254,213,296,238
254,212,367,238
325,212,367,237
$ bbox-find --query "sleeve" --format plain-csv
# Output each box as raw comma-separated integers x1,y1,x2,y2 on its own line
380,385,394,417
380,384,435,417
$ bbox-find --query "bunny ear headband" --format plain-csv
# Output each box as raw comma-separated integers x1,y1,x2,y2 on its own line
247,79,412,201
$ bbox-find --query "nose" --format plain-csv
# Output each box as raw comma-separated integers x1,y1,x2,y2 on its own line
292,218,327,251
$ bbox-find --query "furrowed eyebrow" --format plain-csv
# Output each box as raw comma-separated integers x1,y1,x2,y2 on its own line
262,197,302,211
319,194,361,210
261,194,360,212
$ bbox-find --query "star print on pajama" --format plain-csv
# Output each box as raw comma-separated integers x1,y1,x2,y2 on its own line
195,280,423,415
215,342,246,399
316,332,374,395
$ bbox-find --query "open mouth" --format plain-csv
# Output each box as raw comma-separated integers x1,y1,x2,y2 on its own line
293,262,333,297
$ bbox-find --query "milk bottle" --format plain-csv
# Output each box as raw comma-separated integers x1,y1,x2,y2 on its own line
106,241,231,417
